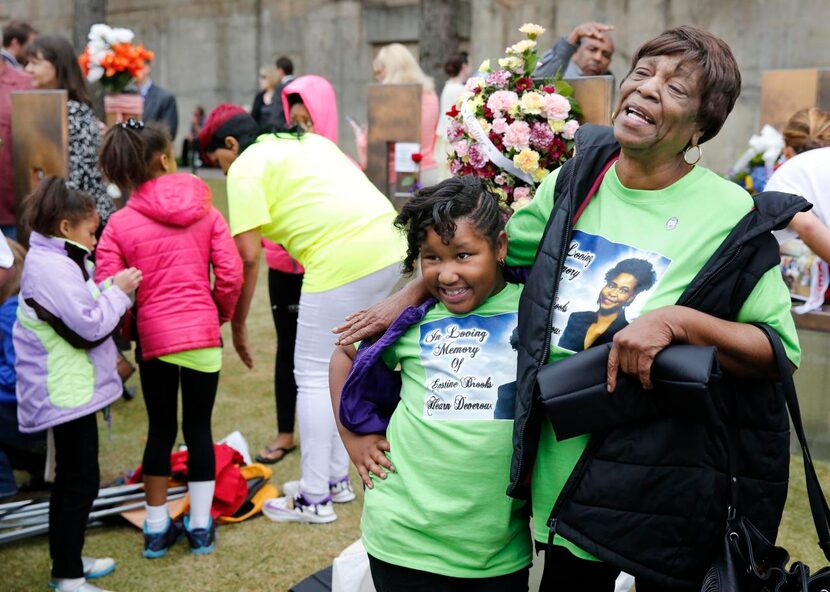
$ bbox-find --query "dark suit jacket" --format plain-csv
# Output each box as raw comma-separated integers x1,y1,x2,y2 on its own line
558,310,629,353
143,82,179,138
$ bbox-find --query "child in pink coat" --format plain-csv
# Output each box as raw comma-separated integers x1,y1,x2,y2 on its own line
95,120,243,558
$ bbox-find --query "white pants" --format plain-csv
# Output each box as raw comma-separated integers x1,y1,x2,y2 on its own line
295,264,401,497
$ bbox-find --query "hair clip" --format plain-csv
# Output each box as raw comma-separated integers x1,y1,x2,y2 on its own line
117,118,145,130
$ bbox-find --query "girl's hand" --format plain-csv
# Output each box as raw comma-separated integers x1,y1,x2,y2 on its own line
341,431,393,489
113,268,142,293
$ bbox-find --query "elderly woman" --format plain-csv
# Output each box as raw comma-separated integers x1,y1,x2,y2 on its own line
337,27,805,591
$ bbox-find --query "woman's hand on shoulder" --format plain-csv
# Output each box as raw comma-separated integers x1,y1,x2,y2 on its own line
607,306,682,392
333,278,427,346
340,431,393,489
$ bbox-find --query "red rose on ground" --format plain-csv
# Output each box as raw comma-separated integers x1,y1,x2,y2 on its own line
411,153,423,163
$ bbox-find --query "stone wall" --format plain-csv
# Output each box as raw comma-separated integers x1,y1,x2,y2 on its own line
4,0,830,168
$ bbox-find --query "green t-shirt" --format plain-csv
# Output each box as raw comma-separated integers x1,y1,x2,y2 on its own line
505,163,801,559
226,133,406,293
361,283,532,577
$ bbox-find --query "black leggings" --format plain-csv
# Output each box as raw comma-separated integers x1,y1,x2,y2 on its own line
139,358,218,481
50,413,99,578
268,268,303,434
539,544,698,592
368,555,528,592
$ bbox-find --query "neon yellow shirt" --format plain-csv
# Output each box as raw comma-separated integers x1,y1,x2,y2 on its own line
226,133,405,292
159,348,222,373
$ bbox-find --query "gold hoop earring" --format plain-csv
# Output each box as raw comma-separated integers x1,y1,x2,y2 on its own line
684,144,702,166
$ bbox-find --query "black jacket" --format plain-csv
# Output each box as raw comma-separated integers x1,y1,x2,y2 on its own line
508,124,810,586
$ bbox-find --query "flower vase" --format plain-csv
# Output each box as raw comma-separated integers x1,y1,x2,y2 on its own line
103,92,144,128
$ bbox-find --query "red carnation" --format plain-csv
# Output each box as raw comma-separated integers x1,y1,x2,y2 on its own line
515,77,533,92
482,105,494,119
446,104,460,118
542,85,556,94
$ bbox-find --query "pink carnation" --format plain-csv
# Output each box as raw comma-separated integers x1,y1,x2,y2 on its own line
447,119,464,143
562,119,580,140
450,159,463,175
468,143,488,169
485,70,512,89
487,90,519,116
542,93,571,120
452,140,470,158
503,121,531,152
494,174,507,186
492,117,508,134
529,122,555,150
513,186,531,201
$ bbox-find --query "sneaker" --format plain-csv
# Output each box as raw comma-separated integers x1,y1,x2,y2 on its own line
282,478,355,504
48,580,114,592
329,477,356,503
142,518,184,559
81,556,116,579
183,515,216,555
263,494,337,524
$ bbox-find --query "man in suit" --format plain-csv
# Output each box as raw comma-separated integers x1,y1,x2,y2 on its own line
1,21,37,70
136,59,179,138
271,56,296,128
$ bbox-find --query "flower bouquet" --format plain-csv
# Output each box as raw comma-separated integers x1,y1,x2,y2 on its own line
446,24,581,209
78,24,153,125
79,24,153,93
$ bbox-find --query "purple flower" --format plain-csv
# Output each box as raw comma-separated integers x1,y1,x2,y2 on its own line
468,143,489,169
530,122,555,150
486,70,512,89
450,159,464,175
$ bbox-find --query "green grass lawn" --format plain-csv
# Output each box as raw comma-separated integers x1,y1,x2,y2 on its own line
2,178,829,590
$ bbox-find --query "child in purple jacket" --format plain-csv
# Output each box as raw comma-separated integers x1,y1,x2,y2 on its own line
14,177,142,592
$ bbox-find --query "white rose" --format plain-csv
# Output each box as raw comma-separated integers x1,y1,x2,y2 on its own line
87,65,105,83
88,24,112,43
109,27,135,44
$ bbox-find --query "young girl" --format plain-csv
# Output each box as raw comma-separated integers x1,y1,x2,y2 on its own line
330,176,532,591
15,177,141,592
95,121,243,557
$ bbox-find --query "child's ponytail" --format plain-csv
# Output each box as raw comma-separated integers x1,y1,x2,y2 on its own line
99,119,172,191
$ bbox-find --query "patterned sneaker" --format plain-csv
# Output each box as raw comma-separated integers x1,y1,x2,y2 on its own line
143,518,184,559
263,494,337,524
282,478,355,504
183,515,216,555
81,556,116,579
329,477,356,503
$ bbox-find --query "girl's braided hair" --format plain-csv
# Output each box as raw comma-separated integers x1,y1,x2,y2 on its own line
394,176,509,274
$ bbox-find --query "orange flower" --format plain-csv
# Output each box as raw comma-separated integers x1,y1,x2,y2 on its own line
78,48,90,75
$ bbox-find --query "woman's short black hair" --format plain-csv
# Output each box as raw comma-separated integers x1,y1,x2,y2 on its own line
604,258,657,294
394,176,508,274
626,25,741,144
25,34,91,106
444,51,469,77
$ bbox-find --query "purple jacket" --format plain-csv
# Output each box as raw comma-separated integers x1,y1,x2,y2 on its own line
14,232,131,433
339,299,437,434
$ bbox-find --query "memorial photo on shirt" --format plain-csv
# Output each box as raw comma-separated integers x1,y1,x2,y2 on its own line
552,231,672,352
419,312,518,421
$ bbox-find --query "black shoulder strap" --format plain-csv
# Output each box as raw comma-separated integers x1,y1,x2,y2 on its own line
755,323,830,559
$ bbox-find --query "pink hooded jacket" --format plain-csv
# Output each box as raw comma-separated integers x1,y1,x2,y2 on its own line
260,75,343,274
95,173,243,360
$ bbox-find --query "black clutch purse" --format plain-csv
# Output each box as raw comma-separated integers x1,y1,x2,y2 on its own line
536,343,722,440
